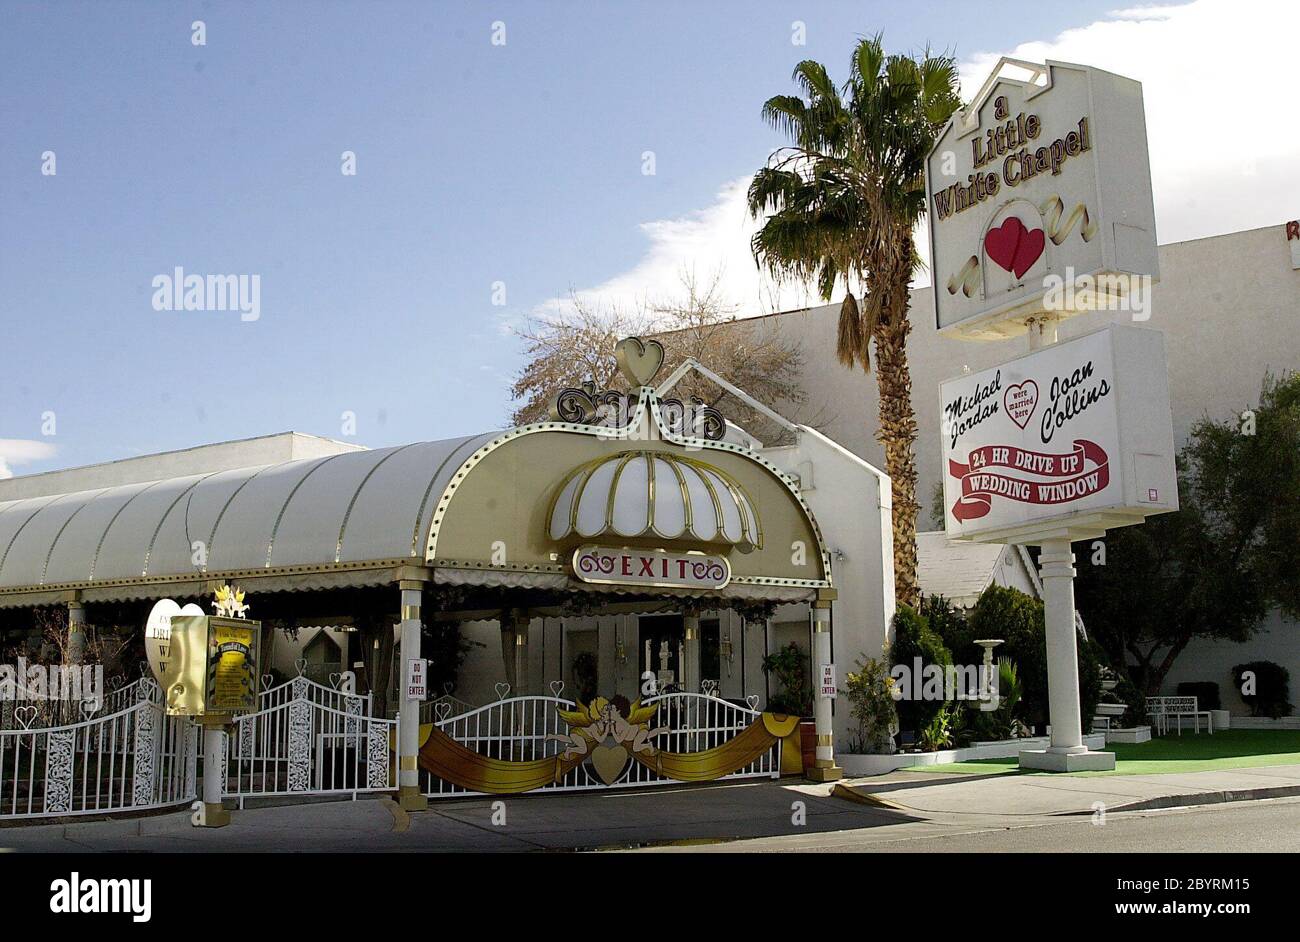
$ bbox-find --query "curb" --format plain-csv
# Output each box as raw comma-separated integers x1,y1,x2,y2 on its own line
1061,783,1300,816
831,783,911,812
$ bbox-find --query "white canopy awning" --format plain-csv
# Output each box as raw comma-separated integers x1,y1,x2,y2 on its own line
0,433,494,606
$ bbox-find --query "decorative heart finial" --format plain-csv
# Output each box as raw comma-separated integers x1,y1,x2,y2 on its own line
434,701,452,722
261,673,274,690
295,658,307,676
15,705,38,729
745,695,760,711
494,682,511,701
549,680,565,698
614,337,665,387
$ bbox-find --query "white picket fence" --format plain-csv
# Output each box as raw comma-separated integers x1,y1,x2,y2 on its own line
223,675,394,807
422,690,779,798
0,690,197,820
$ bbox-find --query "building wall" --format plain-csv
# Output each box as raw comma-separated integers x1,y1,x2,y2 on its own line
1157,611,1298,716
0,431,365,501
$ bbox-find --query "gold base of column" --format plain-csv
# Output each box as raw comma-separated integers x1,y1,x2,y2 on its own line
805,765,843,783
195,802,231,828
398,785,428,812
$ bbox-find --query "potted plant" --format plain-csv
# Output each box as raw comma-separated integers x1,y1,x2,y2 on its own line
761,643,815,768
843,657,899,754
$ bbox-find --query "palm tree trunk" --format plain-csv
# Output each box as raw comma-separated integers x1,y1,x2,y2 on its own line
870,248,921,609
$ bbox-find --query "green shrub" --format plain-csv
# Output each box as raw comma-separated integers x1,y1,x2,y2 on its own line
969,585,1102,732
918,704,958,752
842,656,898,753
1176,681,1221,711
921,594,976,665
1112,672,1147,728
761,642,813,717
890,604,952,735
1232,661,1293,718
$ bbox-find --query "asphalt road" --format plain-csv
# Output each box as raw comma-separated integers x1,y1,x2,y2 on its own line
667,795,1300,853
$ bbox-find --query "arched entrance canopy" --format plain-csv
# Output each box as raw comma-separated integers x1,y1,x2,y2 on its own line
0,389,830,609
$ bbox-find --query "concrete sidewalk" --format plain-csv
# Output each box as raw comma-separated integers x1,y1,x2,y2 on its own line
835,762,1300,816
3,765,1297,852
0,779,914,853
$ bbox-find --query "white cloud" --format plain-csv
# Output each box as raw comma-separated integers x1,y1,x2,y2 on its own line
538,0,1297,319
960,0,1300,246
535,177,821,323
0,439,56,479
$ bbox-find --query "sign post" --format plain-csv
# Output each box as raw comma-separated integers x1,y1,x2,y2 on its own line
145,586,260,825
927,59,1174,772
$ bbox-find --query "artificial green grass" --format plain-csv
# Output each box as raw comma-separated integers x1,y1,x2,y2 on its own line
902,729,1300,777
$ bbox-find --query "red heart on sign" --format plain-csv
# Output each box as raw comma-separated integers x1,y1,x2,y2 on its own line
984,217,1046,278
1013,227,1045,277
984,217,1025,273
1003,380,1039,429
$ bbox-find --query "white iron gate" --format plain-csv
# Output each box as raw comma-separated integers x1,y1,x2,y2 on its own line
0,690,198,820
224,675,394,806
422,690,780,798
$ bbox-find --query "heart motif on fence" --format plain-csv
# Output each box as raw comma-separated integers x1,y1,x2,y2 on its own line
80,699,100,719
329,672,343,689
108,675,124,691
262,674,274,690
549,680,565,698
15,706,37,729
495,682,511,701
443,681,455,695
138,660,151,679
295,658,307,676
434,701,452,722
745,695,760,711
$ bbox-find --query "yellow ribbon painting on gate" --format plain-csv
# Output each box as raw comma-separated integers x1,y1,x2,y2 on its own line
410,695,802,794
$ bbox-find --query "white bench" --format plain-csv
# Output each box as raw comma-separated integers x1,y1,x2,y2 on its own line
1147,696,1213,735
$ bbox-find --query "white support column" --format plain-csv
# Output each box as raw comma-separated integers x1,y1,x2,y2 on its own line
1041,540,1084,754
682,612,700,693
398,580,428,811
1019,539,1115,771
67,596,86,663
195,717,231,827
806,594,842,782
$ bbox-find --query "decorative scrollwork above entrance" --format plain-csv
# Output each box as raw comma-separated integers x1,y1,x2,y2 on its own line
548,383,726,441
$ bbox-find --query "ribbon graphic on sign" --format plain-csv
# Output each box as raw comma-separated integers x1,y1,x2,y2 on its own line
948,439,1110,521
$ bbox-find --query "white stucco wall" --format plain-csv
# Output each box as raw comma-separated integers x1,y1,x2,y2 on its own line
1153,610,1300,715
760,425,896,745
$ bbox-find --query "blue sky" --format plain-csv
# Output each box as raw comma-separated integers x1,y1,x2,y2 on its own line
1,0,1287,475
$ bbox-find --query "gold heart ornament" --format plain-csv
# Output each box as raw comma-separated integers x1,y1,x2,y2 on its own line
614,337,665,387
590,743,630,785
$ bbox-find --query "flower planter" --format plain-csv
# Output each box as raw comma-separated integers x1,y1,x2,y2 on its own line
1210,709,1230,730
1095,702,1127,717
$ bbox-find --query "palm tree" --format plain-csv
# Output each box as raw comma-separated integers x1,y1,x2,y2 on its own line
748,35,960,608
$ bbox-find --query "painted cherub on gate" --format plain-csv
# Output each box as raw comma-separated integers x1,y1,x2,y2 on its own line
551,695,667,761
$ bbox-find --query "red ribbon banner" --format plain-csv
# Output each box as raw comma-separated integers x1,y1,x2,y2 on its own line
948,439,1110,522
